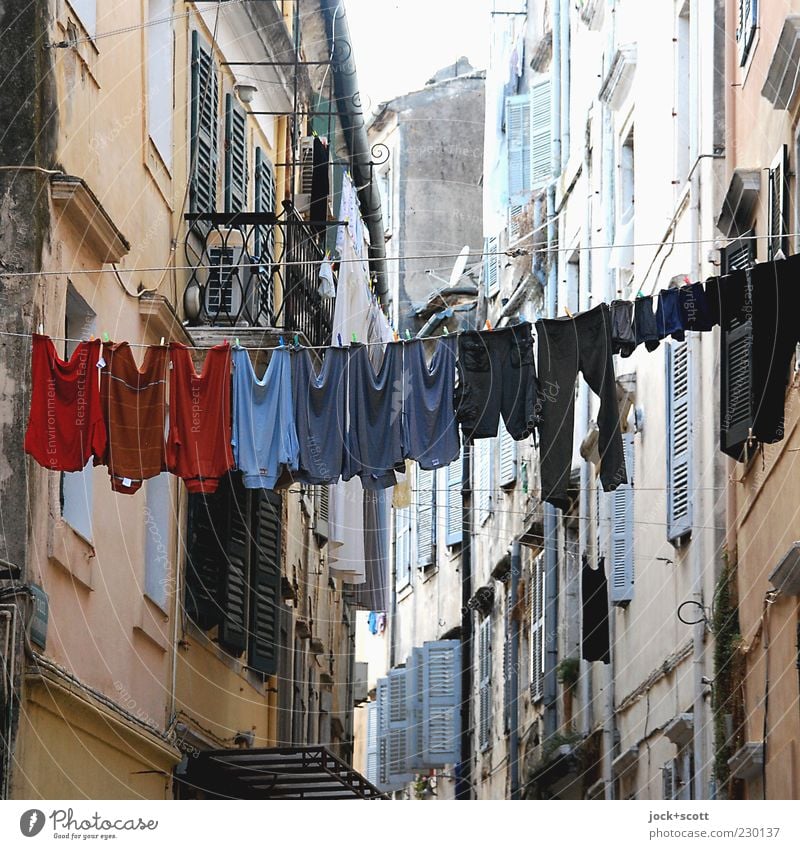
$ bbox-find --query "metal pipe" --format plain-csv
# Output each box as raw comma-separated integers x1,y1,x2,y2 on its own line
0,605,16,800
456,442,473,800
321,0,388,303
509,541,521,799
551,0,562,176
559,0,571,170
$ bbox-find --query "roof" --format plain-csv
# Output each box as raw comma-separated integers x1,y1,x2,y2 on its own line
182,746,387,800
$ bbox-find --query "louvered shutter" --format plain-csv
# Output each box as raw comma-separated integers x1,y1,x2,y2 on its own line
610,433,634,605
477,438,493,523
395,506,412,590
503,585,512,734
531,78,551,189
478,616,493,751
387,668,413,785
314,485,329,540
421,640,461,765
662,760,676,800
508,204,524,241
484,235,499,296
375,677,390,788
722,320,754,456
416,467,436,567
224,93,247,214
530,555,545,701
445,452,463,545
768,145,788,260
507,94,531,200
737,0,757,66
190,31,218,214
365,701,379,785
255,146,277,267
406,647,425,769
219,476,249,656
666,342,693,543
185,489,226,630
248,490,282,675
499,420,517,487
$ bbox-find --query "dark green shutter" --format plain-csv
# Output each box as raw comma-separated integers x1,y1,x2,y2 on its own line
254,146,276,264
249,490,282,675
190,30,218,214
218,475,249,656
224,92,247,213
185,490,226,630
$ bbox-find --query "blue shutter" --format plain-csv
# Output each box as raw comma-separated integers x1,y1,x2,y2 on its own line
477,438,493,523
531,78,551,188
406,647,425,769
421,640,461,766
530,554,545,701
503,585,512,734
610,433,635,605
365,701,378,786
506,94,531,200
478,616,493,751
445,452,463,545
224,93,247,213
666,341,692,543
190,31,218,214
387,668,413,785
499,420,517,487
375,677,391,789
415,467,436,567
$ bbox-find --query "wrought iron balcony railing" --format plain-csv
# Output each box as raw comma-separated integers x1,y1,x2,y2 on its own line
183,201,333,347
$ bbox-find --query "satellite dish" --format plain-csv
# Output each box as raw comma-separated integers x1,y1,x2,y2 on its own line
449,245,470,287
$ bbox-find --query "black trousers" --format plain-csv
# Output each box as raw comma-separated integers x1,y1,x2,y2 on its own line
455,322,538,441
535,303,627,510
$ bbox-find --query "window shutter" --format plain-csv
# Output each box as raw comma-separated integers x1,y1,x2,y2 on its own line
255,146,277,266
503,585,512,734
662,760,676,800
375,677,391,788
387,668,413,785
218,476,249,656
484,235,499,296
666,341,693,543
477,438,493,523
406,647,425,769
395,506,412,590
445,452,463,545
224,93,247,214
185,489,225,630
530,554,545,702
421,640,461,765
531,78,551,189
416,467,436,567
506,94,531,200
736,0,758,67
720,235,754,275
499,420,517,487
609,433,635,605
721,319,754,456
190,31,218,214
478,616,493,751
248,489,282,675
768,145,788,260
365,700,379,786
313,484,329,540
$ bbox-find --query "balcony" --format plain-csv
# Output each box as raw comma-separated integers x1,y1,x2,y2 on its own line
182,201,333,347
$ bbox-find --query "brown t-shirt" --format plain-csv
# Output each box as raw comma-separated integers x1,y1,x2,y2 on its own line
96,342,167,494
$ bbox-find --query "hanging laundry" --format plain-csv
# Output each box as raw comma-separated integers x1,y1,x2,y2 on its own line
291,345,348,485
166,342,234,494
703,275,722,328
318,257,336,299
402,336,460,470
391,460,412,509
455,321,538,441
344,341,405,489
376,611,387,635
609,300,636,358
232,346,299,489
367,611,378,635
633,294,660,352
655,287,686,341
310,135,330,233
582,555,610,664
678,280,716,331
536,304,627,510
96,342,168,494
24,335,107,472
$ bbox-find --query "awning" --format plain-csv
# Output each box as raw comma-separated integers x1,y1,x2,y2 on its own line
181,746,387,800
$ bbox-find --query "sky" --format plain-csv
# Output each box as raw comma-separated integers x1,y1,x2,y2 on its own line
344,0,493,112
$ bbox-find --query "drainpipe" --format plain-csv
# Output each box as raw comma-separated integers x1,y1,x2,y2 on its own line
560,0,571,171
456,442,473,800
510,540,521,799
551,0,562,175
321,0,388,304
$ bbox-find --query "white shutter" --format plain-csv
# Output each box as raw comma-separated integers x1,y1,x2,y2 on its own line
531,78,551,189
406,647,425,769
508,204,525,241
387,668,413,785
506,94,531,200
376,677,390,788
477,438,493,524
365,701,378,786
421,640,461,765
478,616,493,751
395,506,412,590
499,420,517,487
484,235,499,296
666,342,692,543
416,467,436,567
313,485,329,540
530,554,545,701
445,452,463,545
610,433,635,605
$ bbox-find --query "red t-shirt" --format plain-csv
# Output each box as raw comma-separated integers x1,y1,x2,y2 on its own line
166,342,234,493
24,334,107,472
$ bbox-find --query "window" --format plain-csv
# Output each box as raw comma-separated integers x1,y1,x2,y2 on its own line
476,437,493,524
530,554,545,702
498,419,517,487
662,747,695,799
768,145,788,260
144,472,172,610
609,433,634,605
666,341,692,544
147,0,173,167
415,467,436,567
503,583,512,735
566,250,581,316
60,287,96,542
395,505,412,590
224,93,247,213
736,0,758,67
506,93,531,201
530,78,551,189
478,615,493,751
674,6,690,186
445,451,463,546
68,0,96,37
190,31,219,214
379,167,392,235
184,474,282,675
484,234,499,296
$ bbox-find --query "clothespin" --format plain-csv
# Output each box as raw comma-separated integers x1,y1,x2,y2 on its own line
393,331,400,342
564,306,574,319
38,323,44,335
235,337,240,348
519,313,526,323
294,334,300,348
337,333,343,347
442,326,450,335
160,337,165,347
89,334,95,341
484,319,493,331
352,332,358,344
636,290,644,299
102,332,110,343
404,329,412,341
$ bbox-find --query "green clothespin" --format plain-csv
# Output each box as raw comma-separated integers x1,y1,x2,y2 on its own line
405,329,412,341
102,332,110,343
442,326,449,335
636,290,644,299
294,334,300,347
352,332,358,344
235,337,240,348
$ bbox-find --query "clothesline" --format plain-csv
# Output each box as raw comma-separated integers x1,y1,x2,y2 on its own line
0,228,790,280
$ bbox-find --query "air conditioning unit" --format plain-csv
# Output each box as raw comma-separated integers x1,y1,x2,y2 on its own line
204,227,258,325
295,135,333,220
